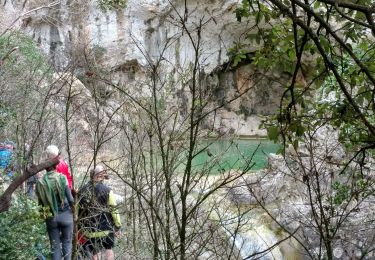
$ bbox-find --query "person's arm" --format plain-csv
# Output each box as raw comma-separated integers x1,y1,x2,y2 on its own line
65,185,74,207
108,190,122,230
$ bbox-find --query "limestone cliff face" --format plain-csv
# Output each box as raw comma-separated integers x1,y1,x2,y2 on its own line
1,0,282,136
1,0,244,68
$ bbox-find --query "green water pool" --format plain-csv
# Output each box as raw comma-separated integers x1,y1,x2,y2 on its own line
185,138,280,174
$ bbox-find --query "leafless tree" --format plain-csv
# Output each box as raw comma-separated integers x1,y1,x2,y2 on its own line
70,2,284,259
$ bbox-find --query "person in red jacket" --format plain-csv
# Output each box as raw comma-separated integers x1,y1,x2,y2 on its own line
46,145,73,189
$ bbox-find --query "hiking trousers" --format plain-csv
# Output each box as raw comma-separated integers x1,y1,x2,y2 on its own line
46,209,73,260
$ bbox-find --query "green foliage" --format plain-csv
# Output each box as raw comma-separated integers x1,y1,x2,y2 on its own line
248,25,298,74
332,174,371,206
332,181,350,205
0,194,49,259
313,48,375,148
231,0,374,257
233,0,375,152
0,102,16,130
266,125,279,142
0,32,52,134
0,32,51,75
233,51,248,67
98,0,127,10
235,0,273,24
233,1,296,71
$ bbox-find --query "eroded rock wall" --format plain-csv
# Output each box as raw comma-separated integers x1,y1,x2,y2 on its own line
1,0,282,136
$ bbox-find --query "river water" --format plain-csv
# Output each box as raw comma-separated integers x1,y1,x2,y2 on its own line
191,138,280,173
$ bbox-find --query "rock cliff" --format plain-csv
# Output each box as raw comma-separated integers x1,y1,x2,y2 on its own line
1,0,283,136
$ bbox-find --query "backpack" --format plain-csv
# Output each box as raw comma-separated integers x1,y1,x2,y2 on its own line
35,171,67,216
78,182,113,232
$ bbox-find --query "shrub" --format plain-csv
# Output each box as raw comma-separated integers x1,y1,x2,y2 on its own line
0,193,49,260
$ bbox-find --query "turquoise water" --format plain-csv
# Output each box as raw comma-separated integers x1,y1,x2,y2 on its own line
186,139,280,174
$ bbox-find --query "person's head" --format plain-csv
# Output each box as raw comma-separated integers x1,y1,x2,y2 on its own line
91,164,108,182
45,145,60,171
45,145,60,159
5,144,14,151
4,141,15,151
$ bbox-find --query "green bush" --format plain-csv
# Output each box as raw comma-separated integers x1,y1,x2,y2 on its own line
0,193,49,260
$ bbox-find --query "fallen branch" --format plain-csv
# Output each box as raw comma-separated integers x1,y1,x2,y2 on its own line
0,157,60,213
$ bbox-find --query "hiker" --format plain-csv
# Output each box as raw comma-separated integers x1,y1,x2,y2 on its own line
78,165,122,260
35,158,74,260
45,145,73,189
0,141,16,183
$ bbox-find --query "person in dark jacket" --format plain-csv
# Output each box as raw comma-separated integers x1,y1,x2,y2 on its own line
78,164,122,260
35,159,74,260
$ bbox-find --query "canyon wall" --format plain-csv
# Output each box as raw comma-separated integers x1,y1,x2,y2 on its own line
1,0,284,136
